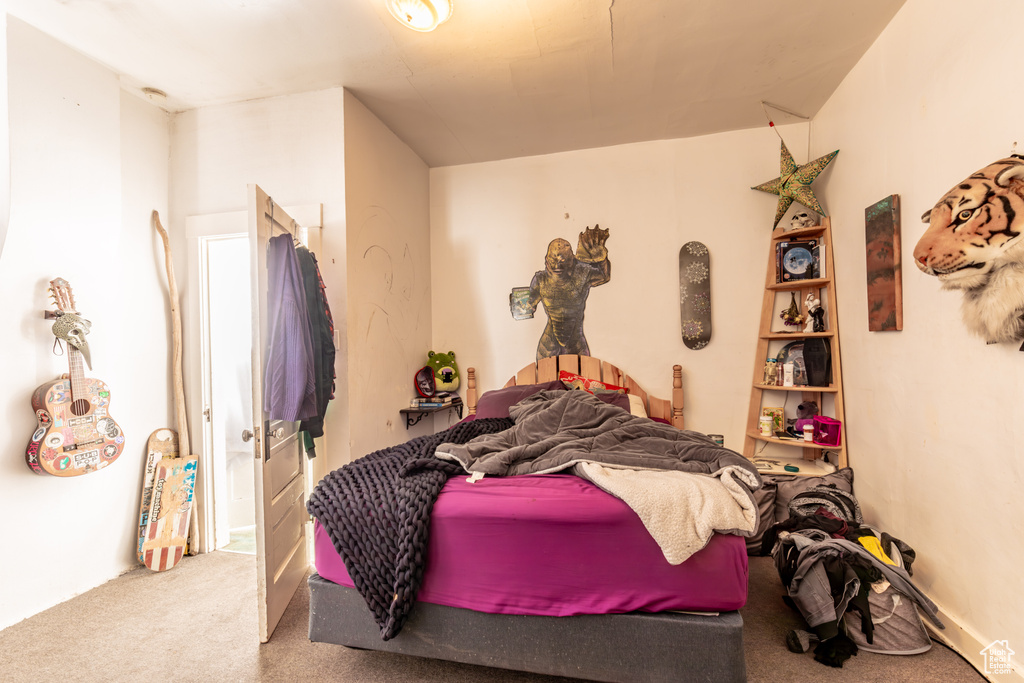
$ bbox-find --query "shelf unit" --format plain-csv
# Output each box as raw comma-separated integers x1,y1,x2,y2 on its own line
743,218,848,472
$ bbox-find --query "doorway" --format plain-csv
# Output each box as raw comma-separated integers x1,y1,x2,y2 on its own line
204,236,255,554
185,205,323,558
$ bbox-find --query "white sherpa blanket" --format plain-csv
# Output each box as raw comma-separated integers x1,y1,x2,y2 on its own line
575,462,759,565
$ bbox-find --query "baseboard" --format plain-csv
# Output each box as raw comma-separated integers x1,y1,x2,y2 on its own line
926,601,1022,682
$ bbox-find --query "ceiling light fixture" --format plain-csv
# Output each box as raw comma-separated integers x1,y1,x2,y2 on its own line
386,0,452,32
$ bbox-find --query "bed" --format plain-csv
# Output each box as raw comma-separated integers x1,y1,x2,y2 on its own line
308,354,751,683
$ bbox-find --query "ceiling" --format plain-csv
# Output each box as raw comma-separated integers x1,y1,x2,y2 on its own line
6,0,905,167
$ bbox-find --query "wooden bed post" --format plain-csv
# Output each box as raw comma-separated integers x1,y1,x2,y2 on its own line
671,364,684,430
466,367,477,416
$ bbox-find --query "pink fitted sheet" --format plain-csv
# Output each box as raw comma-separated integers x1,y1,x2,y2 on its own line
314,473,748,616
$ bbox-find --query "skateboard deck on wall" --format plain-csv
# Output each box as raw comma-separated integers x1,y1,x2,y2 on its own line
679,241,712,350
137,429,178,563
141,454,197,572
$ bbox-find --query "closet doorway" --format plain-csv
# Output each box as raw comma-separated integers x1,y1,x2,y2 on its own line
185,205,322,558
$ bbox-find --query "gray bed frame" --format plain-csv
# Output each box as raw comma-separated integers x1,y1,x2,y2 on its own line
308,358,747,681
308,574,746,682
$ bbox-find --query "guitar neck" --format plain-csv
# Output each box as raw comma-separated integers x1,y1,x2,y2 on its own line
67,345,87,401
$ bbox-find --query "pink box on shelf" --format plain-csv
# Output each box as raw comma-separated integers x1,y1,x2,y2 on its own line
812,416,842,446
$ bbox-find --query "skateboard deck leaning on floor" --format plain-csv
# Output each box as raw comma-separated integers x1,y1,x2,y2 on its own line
679,241,712,350
137,429,179,563
141,454,197,572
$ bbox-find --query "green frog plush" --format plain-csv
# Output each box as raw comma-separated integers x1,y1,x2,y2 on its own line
427,351,460,392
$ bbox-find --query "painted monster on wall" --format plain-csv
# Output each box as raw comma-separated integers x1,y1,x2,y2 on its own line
913,156,1024,349
510,225,611,360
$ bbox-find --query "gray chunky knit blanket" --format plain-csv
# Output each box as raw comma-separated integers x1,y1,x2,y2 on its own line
307,417,513,640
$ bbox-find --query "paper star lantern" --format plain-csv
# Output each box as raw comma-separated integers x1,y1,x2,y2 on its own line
752,142,839,229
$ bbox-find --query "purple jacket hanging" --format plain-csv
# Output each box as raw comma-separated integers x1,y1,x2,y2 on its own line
264,234,317,422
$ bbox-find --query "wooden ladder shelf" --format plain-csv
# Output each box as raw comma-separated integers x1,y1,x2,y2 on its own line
743,217,848,474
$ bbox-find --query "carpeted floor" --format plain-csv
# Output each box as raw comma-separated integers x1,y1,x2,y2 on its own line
0,551,984,682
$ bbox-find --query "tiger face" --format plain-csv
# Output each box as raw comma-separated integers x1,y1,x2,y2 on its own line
914,157,1024,290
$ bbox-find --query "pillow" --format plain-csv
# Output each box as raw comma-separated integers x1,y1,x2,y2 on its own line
626,393,648,418
594,392,630,412
559,370,628,395
771,467,854,524
474,380,567,419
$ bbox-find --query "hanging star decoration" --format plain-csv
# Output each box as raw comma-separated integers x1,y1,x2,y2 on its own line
752,141,839,229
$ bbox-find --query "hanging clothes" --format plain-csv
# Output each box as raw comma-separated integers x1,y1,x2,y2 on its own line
264,234,317,422
296,244,337,457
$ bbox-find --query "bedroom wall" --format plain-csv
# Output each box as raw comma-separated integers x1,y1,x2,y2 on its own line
429,123,810,440
808,0,1023,674
169,88,350,484
431,0,1023,675
0,18,173,630
342,91,433,460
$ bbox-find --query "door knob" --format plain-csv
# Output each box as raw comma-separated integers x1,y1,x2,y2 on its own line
241,429,254,442
270,427,285,439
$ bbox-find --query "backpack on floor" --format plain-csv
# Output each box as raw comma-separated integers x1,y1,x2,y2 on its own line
788,483,863,524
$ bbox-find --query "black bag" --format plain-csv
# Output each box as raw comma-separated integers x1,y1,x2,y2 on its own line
788,483,863,524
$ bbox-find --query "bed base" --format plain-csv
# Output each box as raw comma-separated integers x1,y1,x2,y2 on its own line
308,574,746,683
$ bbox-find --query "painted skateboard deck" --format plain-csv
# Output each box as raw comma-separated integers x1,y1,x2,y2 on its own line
137,429,178,563
141,455,197,571
679,241,712,350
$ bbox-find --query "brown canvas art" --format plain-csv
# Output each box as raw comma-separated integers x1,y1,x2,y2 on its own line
865,194,903,331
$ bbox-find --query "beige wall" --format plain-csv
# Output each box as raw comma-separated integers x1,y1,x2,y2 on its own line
429,124,810,440
0,18,172,629
170,88,350,485
810,0,1024,671
343,91,433,458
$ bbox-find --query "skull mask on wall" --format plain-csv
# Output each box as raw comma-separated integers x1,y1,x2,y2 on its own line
52,311,93,369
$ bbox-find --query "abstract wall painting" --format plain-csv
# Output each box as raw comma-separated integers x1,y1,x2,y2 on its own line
864,194,903,331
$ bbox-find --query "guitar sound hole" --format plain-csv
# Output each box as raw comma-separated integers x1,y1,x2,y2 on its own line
71,399,91,417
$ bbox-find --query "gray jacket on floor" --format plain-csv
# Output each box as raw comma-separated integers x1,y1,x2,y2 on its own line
777,530,944,638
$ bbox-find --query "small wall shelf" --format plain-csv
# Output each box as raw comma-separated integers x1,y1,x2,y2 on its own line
399,402,463,429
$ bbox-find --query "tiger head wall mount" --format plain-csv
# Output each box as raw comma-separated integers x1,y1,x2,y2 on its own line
913,155,1024,346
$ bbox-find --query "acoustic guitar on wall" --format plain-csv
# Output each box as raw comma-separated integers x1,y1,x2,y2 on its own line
26,278,124,476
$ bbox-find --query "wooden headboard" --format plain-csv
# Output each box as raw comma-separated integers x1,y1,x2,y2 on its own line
465,354,684,430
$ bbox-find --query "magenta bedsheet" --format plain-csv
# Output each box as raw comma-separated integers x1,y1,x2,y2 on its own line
314,473,748,616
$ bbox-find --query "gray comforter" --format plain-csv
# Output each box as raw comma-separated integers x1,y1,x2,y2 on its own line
436,389,761,482
436,390,763,563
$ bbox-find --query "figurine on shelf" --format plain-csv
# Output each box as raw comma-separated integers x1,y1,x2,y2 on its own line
789,211,819,230
779,292,804,328
792,401,819,433
803,293,826,333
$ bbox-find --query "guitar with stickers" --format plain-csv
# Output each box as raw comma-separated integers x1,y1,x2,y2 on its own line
26,278,124,476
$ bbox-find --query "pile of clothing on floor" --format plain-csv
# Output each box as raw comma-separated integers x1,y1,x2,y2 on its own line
760,483,944,668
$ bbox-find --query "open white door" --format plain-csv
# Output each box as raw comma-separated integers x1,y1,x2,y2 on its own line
247,184,309,642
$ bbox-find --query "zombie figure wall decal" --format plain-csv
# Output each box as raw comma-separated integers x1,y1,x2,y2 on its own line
511,225,611,360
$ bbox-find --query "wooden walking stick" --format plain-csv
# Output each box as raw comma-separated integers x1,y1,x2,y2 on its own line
139,210,198,571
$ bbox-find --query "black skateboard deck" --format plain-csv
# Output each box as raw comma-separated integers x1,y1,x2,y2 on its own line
679,241,712,350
